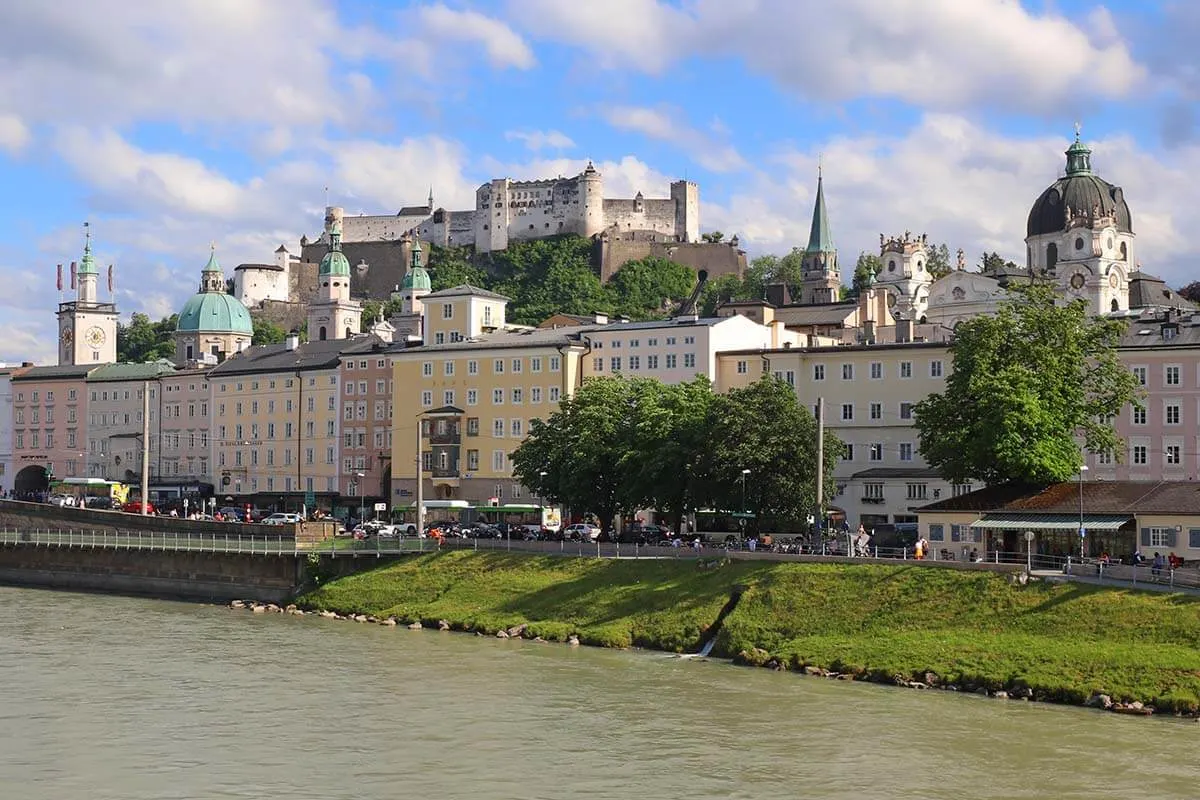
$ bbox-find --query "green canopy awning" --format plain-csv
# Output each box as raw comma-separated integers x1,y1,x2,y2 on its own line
970,514,1132,531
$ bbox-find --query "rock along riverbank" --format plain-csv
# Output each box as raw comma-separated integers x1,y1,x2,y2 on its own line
271,551,1200,718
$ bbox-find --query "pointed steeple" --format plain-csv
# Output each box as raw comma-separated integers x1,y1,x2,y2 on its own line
804,165,835,254
428,186,434,210
78,222,98,275
202,241,221,273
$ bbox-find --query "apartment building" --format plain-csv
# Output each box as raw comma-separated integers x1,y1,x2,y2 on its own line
337,340,397,516
10,365,92,493
718,340,958,529
85,362,174,484
158,367,214,493
581,313,797,388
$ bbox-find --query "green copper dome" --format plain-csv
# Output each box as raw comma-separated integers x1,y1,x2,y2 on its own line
320,229,351,277
176,292,254,334
402,266,431,291
78,226,99,275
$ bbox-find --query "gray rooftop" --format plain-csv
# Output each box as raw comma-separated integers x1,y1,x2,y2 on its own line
208,335,385,377
12,364,98,381
424,284,511,301
86,361,177,383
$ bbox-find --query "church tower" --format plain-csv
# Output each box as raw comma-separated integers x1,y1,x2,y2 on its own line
876,232,934,322
797,168,841,305
306,206,362,341
57,224,117,365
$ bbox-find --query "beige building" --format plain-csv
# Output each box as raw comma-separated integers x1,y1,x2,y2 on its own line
158,367,214,493
206,335,378,512
337,340,397,520
717,340,958,530
85,362,175,485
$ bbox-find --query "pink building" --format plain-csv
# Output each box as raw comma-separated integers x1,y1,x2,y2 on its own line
337,340,395,521
1093,318,1200,481
11,365,93,495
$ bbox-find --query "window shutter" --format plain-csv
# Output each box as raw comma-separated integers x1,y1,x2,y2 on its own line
1167,530,1178,547
1140,528,1151,546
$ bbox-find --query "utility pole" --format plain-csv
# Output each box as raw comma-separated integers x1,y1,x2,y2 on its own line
141,380,151,516
815,397,824,538
415,418,424,540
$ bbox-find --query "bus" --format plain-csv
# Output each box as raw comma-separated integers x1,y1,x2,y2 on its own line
50,478,130,508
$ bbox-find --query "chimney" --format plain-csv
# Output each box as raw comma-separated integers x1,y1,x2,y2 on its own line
286,331,300,351
765,281,790,307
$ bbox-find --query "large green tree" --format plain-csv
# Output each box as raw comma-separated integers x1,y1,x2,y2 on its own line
925,242,952,279
117,313,177,362
699,376,842,525
850,252,883,296
250,316,288,346
427,245,489,291
605,256,696,319
914,284,1141,484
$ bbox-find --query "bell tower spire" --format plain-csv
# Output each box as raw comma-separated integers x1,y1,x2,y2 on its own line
798,163,841,305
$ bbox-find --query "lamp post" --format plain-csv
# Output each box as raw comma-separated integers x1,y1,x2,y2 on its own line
740,469,751,513
415,415,425,541
356,471,365,525
1078,464,1088,559
538,470,548,534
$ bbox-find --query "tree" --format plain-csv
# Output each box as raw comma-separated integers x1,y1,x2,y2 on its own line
1177,281,1200,305
117,313,176,362
427,245,488,291
850,252,883,296
511,377,640,532
605,257,696,319
701,231,725,243
699,273,747,316
925,242,952,279
980,251,1018,274
699,376,843,526
774,248,805,294
361,298,404,328
914,283,1141,484
251,316,288,346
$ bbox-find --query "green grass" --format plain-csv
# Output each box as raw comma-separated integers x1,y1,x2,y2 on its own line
297,553,1200,713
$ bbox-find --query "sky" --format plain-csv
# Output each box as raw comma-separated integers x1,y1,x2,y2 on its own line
1,0,1197,364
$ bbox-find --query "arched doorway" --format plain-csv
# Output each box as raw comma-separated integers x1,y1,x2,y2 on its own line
14,464,50,497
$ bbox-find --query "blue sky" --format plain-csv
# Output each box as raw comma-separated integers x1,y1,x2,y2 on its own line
1,0,1197,363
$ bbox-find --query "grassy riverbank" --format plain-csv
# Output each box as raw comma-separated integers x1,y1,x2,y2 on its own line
298,552,1200,713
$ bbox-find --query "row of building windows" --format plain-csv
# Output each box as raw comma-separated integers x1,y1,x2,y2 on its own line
228,476,337,494
811,360,943,382
838,402,917,423
421,355,561,378
591,336,695,349
596,353,694,372
345,380,390,395
343,359,389,371
14,389,78,403
1129,364,1194,388
215,420,337,442
14,408,79,425
218,376,329,393
420,387,561,408
217,446,337,468
842,442,917,463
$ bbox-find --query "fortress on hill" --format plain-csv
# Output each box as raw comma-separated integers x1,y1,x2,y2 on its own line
233,164,746,316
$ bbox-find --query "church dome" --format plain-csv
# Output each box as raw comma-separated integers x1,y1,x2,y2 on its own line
176,291,254,334
1026,133,1132,238
320,248,351,277
402,266,431,291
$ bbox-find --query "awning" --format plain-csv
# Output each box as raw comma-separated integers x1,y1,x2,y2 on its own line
970,513,1133,531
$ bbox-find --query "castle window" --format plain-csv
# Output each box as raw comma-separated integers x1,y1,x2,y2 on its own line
888,260,896,272
1047,243,1057,270
1074,237,1084,251
1119,242,1127,261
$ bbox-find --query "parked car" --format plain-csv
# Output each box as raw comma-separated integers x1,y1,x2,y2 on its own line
217,506,245,522
262,513,303,526
48,494,77,508
85,496,116,510
122,501,155,515
563,523,601,542
463,522,501,539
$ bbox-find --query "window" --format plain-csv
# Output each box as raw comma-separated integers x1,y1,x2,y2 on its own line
468,360,478,375
493,419,505,437
900,361,912,378
1166,365,1181,386
952,483,973,497
735,360,747,374
899,443,914,461
625,356,638,370
1147,527,1173,548
492,388,504,404
928,523,945,542
813,364,825,381
492,450,506,471
906,483,928,500
1128,365,1145,384
422,362,433,377
550,356,560,371
683,354,695,369
1132,444,1148,465
494,359,504,375
864,483,884,499
531,387,542,403
1132,406,1146,425
512,388,523,404
666,354,677,369
467,418,479,436
444,361,455,376
647,355,659,370
866,362,881,380
1166,444,1182,465
593,357,604,371
841,364,853,380
869,443,883,462
511,419,523,436
900,402,914,420
841,403,854,421
467,389,478,406
1096,450,1113,466
869,402,882,420
1166,403,1181,425
842,444,854,461
442,303,453,319
511,358,522,374
548,387,560,402
443,390,455,406
930,360,943,378
611,357,622,372
531,357,542,373
421,390,432,407
467,450,479,470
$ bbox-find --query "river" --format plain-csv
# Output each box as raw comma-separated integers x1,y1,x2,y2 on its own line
0,586,1195,799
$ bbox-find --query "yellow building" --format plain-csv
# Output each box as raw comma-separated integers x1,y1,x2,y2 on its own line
716,339,958,530
390,286,587,506
206,335,379,512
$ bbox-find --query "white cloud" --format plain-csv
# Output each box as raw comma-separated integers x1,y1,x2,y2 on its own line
601,105,745,172
505,130,576,151
0,115,30,154
702,115,1200,287
509,0,1146,113
417,4,536,70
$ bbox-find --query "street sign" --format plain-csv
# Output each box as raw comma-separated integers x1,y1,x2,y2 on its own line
1024,531,1035,542
374,502,387,511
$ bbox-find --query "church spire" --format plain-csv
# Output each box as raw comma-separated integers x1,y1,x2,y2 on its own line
804,166,835,254
1065,122,1092,176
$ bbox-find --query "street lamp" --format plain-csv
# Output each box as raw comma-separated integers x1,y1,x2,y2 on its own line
1078,464,1088,559
537,470,548,542
740,469,751,513
356,471,365,525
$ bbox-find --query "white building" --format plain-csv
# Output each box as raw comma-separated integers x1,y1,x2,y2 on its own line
233,245,295,308
57,227,118,366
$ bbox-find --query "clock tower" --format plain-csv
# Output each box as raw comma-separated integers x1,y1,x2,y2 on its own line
56,225,118,365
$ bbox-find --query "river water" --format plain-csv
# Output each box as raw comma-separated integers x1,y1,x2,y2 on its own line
1,587,1196,800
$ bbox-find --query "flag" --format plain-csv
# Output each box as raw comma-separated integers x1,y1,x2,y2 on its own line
70,261,77,290
56,264,62,291
108,264,114,293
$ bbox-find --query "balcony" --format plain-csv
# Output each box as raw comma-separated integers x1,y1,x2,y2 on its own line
431,465,460,479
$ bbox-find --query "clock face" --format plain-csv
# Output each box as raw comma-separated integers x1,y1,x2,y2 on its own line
85,326,106,348
60,328,73,344
1108,272,1119,289
886,291,898,308
1070,273,1086,290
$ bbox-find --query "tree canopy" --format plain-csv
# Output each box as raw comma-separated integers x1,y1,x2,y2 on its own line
511,375,842,532
850,252,883,296
250,314,288,346
914,283,1141,484
117,313,177,362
